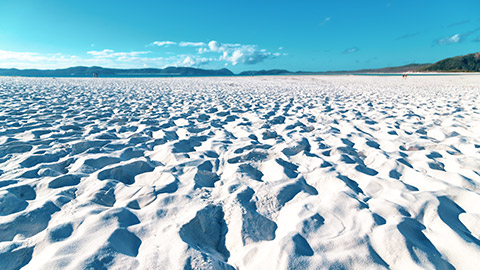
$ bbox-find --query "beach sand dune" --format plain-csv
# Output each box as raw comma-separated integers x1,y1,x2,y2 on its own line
1,75,479,269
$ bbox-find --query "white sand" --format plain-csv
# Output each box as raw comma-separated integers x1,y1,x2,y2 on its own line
0,75,479,269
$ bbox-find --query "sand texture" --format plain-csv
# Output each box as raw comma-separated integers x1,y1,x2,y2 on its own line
1,75,480,269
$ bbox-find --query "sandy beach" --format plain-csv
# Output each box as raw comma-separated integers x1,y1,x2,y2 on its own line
1,75,480,269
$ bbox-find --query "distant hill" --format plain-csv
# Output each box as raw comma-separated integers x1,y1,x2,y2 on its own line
238,53,480,75
421,52,480,72
240,64,430,76
1,52,479,77
345,63,431,73
0,64,431,78
0,66,234,77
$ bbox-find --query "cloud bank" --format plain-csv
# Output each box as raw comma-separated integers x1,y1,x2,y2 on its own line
150,40,282,66
202,40,279,65
0,49,168,69
1,40,283,69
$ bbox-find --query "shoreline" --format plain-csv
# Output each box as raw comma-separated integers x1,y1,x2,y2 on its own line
1,72,480,79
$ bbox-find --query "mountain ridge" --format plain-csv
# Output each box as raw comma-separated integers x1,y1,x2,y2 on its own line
420,52,480,72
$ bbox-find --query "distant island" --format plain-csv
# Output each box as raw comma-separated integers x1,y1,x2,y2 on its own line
0,66,234,77
240,64,431,76
0,52,478,77
241,52,480,75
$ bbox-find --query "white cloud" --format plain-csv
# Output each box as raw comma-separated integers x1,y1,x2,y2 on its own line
179,42,206,47
182,56,195,66
0,50,97,69
1,40,283,69
343,47,358,54
0,49,99,69
87,49,113,57
435,28,480,45
180,55,213,67
200,40,278,65
0,49,166,69
87,49,150,59
223,46,271,65
208,40,221,52
0,50,43,62
152,41,177,47
437,33,461,44
152,41,206,47
206,41,242,53
319,16,331,26
149,39,282,65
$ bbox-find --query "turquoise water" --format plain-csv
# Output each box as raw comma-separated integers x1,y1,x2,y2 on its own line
351,73,465,76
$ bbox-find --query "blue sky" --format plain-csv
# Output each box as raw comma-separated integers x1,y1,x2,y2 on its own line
0,0,479,72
